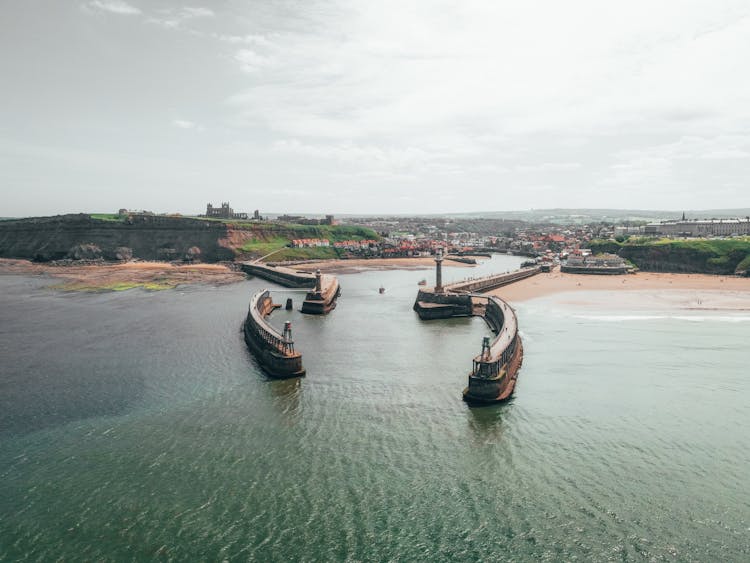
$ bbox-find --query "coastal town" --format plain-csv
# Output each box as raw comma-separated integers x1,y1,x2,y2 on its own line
2,201,750,280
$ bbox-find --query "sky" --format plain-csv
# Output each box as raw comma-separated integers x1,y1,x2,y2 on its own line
2,0,750,216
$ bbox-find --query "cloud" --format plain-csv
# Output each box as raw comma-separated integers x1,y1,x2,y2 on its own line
234,49,273,72
88,0,141,15
181,7,214,18
173,119,197,129
147,6,215,29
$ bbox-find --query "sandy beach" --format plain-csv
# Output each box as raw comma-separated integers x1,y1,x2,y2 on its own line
490,271,750,311
0,259,245,291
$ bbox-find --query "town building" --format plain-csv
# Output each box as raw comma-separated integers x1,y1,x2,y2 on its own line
561,253,629,274
644,218,750,237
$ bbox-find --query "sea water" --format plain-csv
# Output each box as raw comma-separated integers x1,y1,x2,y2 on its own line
1,255,748,561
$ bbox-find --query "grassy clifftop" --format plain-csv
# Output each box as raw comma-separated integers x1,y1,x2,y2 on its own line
589,237,750,275
224,222,379,261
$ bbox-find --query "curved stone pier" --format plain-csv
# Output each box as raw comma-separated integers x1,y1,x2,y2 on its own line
462,296,523,404
413,256,532,403
244,290,305,378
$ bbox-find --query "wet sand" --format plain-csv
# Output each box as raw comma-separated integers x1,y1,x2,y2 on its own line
490,271,750,311
0,259,245,291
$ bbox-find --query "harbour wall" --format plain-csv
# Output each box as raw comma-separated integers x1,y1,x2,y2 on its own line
413,264,532,403
463,296,523,403
244,290,305,378
444,266,540,293
241,262,340,314
240,262,317,288
301,276,341,314
412,290,472,319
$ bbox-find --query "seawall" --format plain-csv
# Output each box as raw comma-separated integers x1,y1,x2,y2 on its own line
243,290,305,378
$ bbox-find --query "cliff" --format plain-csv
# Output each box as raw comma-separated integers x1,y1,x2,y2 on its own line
589,238,750,275
0,214,381,264
0,214,235,262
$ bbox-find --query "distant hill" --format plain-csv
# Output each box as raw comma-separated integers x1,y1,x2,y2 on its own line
446,208,750,224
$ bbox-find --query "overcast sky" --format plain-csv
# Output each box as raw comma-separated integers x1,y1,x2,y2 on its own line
2,1,750,216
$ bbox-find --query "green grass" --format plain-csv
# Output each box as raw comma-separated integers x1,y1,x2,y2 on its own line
736,254,750,272
234,223,378,258
90,213,126,222
592,237,750,253
239,236,290,255
51,281,175,292
264,247,340,262
589,237,750,274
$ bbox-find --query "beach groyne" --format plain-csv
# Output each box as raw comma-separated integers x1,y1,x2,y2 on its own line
244,290,305,378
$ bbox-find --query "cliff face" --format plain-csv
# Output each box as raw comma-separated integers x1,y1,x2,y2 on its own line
590,239,750,275
0,214,235,262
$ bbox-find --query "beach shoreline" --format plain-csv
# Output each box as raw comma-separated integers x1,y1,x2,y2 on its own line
0,258,245,291
489,271,750,311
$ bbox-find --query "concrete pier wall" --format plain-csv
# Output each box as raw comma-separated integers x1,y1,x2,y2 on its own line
413,263,530,403
412,290,472,319
240,262,316,288
444,266,540,293
463,296,522,403
244,290,305,378
241,262,340,315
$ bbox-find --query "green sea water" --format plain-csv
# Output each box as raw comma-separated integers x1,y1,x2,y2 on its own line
1,256,748,561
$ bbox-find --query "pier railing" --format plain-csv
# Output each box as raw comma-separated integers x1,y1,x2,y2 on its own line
471,296,519,379
248,290,295,355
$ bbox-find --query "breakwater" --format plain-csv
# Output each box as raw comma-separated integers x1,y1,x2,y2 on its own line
243,290,305,378
462,296,523,403
414,262,535,403
443,266,540,293
240,262,340,314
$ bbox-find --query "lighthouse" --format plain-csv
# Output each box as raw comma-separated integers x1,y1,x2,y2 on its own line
434,248,444,293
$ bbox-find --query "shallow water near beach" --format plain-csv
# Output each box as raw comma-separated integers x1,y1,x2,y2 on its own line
1,255,749,561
